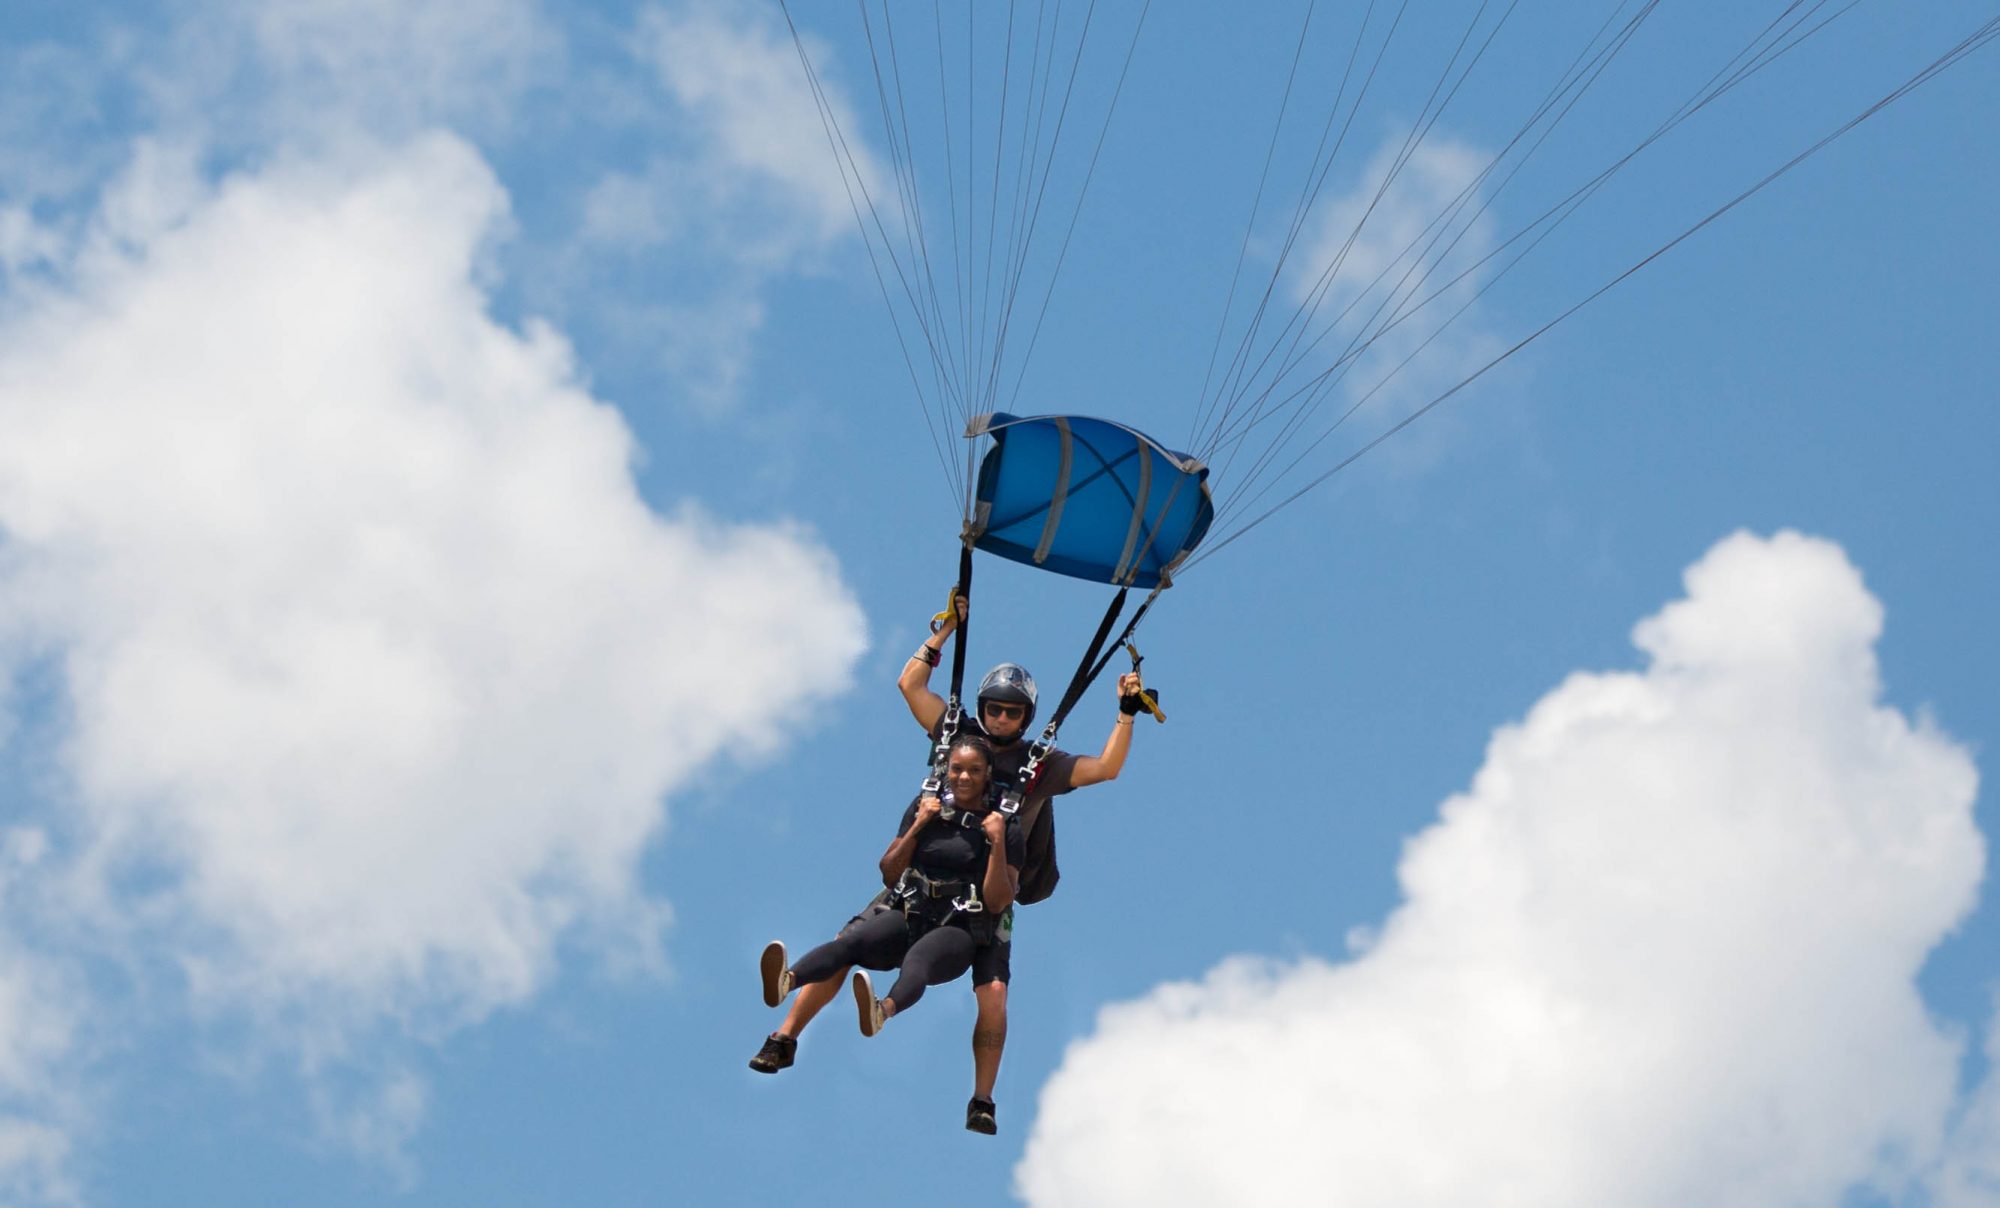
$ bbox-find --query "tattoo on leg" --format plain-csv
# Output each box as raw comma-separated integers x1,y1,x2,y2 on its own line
973,1027,1006,1052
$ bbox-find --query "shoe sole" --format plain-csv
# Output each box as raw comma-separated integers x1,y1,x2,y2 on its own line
852,970,883,1037
760,941,788,1008
966,1110,997,1135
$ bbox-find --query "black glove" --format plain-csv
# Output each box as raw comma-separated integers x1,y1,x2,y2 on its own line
1119,688,1158,716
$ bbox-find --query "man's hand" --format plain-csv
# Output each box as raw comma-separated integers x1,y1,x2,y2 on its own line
931,588,968,635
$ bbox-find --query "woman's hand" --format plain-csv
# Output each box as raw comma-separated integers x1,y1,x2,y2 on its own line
915,795,944,827
981,809,1006,843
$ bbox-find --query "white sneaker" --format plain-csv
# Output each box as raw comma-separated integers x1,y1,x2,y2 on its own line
852,970,887,1037
760,941,793,1008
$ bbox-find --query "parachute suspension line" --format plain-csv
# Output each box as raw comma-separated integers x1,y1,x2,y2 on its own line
1200,0,1457,463
1178,9,2000,578
972,0,1036,420
1202,0,1657,532
1205,0,1869,539
1206,0,1848,537
972,0,1023,421
986,0,1072,416
1208,0,1522,476
998,0,1153,418
1199,0,1508,483
779,0,962,507
1199,0,1639,486
1186,0,1328,452
861,1,975,464
1198,0,1864,540
930,5,971,431
1195,0,1402,463
869,2,973,448
1196,0,1659,500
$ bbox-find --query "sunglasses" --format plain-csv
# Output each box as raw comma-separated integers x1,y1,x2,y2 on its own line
981,702,1026,721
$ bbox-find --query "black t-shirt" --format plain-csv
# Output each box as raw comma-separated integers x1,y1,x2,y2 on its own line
926,715,1078,904
897,799,1026,882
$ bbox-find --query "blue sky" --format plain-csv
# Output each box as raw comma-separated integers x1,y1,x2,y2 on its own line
0,2,1996,1205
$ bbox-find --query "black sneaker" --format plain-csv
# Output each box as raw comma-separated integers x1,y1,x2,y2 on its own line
748,1032,796,1074
965,1096,998,1135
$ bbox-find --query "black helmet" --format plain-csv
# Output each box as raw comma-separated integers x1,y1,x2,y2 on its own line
975,662,1038,732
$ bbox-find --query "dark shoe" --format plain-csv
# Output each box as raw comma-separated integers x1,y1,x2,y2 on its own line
748,1032,796,1073
760,940,793,1008
966,1096,997,1135
852,970,886,1037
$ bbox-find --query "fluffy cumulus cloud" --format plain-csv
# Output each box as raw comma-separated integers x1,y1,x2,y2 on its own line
0,129,865,1168
566,0,881,408
1018,531,1984,1207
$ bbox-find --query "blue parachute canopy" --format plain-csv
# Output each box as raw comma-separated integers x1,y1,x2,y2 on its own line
966,412,1214,590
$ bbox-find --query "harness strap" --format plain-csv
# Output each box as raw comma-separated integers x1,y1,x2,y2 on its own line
894,868,986,918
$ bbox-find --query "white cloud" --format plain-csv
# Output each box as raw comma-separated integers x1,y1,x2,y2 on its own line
1930,1005,2000,1206
531,0,886,407
0,130,865,1165
0,834,81,1206
154,0,557,145
1018,531,1982,1208
633,0,869,250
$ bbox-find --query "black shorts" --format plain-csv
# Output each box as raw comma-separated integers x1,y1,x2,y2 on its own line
971,906,1013,986
972,937,1011,986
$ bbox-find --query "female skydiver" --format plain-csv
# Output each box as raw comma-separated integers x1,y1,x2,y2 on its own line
747,734,1025,1095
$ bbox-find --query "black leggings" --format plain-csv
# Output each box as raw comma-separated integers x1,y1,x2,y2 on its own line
789,907,976,1014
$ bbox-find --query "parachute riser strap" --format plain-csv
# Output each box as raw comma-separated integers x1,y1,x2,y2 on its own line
1016,586,1168,799
926,543,977,786
1001,587,1135,812
1083,586,1166,693
1045,588,1130,740
948,542,973,706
